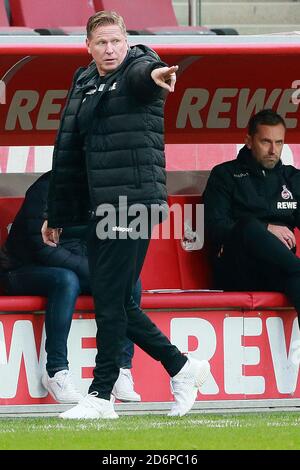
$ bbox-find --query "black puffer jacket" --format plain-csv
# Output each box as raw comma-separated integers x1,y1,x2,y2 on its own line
204,145,300,253
4,172,89,277
48,45,168,228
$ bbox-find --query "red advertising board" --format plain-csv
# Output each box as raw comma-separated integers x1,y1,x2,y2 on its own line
0,309,299,405
1,42,300,146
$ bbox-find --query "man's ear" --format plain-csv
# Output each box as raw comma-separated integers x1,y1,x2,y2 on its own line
245,134,252,149
86,37,91,54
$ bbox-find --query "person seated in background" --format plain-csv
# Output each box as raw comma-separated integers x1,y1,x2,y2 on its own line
0,171,141,403
204,109,300,327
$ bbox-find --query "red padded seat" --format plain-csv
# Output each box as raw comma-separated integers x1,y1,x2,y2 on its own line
141,194,212,290
0,1,9,26
9,0,95,34
93,0,213,35
0,291,293,313
0,0,38,34
93,0,178,30
0,194,297,313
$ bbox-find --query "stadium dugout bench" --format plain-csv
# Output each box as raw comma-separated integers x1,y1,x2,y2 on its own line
0,0,38,35
93,0,215,36
8,0,95,35
6,0,218,37
0,194,299,414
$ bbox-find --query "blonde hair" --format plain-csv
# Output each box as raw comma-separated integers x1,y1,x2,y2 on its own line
86,10,127,38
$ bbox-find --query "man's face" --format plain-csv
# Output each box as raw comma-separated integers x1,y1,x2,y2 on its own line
245,123,285,169
86,24,128,76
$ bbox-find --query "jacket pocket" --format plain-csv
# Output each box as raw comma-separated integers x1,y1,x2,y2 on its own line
132,150,141,188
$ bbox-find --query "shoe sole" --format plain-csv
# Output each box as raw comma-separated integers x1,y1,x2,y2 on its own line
112,393,141,402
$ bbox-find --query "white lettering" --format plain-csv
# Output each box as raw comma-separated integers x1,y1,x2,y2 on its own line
267,317,300,393
224,317,243,394
112,226,133,232
224,317,265,394
68,319,97,394
0,145,53,173
0,313,299,402
277,201,297,209
244,317,265,394
7,146,29,173
102,456,136,467
170,317,219,394
34,146,53,172
0,320,46,399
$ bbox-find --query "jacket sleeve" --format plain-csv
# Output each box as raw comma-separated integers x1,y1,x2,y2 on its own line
23,181,89,279
125,59,167,101
291,169,300,230
203,165,236,246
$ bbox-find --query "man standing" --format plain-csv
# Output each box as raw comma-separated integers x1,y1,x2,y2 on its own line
43,10,210,419
204,109,300,326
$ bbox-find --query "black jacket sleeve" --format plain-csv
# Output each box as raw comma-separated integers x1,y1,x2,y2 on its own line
203,165,236,247
126,59,167,101
6,173,89,279
290,168,300,230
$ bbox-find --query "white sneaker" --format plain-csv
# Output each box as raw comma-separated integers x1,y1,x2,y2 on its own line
168,356,210,417
59,392,119,420
42,370,83,404
112,368,141,402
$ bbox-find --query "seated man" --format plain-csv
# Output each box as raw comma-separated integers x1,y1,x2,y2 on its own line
204,109,300,326
0,171,141,403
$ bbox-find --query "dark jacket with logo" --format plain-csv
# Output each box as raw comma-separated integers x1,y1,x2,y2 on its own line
48,45,168,228
4,172,89,277
204,145,300,254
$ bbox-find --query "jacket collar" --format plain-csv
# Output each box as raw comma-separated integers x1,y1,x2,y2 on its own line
236,144,282,175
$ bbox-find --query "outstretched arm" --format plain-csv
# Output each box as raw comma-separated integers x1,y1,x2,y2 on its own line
126,60,178,100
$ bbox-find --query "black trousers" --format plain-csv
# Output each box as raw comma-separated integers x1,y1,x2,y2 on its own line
86,217,186,400
214,218,300,325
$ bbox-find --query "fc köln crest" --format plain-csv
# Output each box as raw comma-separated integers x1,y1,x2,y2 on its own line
281,185,293,200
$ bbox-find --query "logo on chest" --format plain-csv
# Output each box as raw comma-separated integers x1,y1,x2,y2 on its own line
98,82,117,92
277,185,297,209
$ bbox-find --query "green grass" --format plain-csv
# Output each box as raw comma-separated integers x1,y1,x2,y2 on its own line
0,413,299,450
